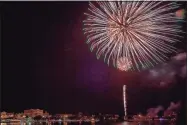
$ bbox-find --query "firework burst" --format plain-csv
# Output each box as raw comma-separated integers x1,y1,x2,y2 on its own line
83,1,183,71
117,57,132,71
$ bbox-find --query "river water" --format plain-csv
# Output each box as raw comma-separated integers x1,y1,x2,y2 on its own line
0,121,177,125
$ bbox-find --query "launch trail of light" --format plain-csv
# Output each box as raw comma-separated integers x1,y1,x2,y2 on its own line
123,85,127,118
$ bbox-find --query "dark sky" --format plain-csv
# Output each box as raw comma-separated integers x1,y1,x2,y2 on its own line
1,2,187,115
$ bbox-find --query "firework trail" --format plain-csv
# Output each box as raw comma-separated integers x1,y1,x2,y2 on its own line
83,1,184,71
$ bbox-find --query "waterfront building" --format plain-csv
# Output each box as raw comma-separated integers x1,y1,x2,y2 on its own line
43,111,50,117
1,112,7,119
15,113,25,119
24,109,43,117
6,113,14,118
1,112,14,119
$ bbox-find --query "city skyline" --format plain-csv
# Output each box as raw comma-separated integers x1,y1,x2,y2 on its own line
2,1,186,120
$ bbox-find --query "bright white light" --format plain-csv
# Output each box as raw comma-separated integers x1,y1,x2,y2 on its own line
117,57,132,71
123,85,127,117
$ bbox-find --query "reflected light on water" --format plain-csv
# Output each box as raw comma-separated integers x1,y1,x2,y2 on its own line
16,122,26,125
114,121,172,125
116,122,130,125
91,122,95,125
63,122,68,125
0,121,176,125
1,123,27,125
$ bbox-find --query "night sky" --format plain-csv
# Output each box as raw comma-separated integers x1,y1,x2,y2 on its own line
1,1,187,117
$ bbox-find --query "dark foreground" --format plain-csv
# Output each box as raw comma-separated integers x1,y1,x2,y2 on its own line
0,120,180,125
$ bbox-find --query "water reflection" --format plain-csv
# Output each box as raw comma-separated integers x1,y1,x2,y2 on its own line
116,121,176,125
0,121,176,125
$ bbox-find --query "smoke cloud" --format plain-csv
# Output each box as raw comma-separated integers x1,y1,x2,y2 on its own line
164,101,181,116
146,106,164,117
143,52,187,87
146,102,181,117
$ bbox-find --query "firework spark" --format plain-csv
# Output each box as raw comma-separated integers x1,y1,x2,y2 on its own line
83,1,183,71
117,57,132,71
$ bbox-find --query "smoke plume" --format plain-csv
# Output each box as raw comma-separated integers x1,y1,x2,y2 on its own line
164,101,181,116
143,52,187,87
146,106,164,117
